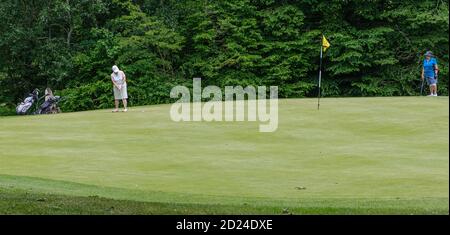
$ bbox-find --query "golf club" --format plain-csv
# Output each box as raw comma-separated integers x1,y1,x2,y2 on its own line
420,77,425,96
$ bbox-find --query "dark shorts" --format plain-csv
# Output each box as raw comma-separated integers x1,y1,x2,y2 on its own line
426,76,437,85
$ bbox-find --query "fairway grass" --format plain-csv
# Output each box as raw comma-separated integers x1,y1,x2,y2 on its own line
0,97,448,214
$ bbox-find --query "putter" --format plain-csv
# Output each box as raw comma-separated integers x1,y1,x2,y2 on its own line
420,78,425,96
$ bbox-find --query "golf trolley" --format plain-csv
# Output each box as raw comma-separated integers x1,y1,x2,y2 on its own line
16,88,62,115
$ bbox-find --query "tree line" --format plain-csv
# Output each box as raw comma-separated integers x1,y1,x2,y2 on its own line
0,0,448,114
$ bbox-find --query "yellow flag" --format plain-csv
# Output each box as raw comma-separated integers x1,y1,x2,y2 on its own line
322,35,330,52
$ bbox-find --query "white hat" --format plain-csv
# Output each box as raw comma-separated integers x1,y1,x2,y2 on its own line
112,65,119,73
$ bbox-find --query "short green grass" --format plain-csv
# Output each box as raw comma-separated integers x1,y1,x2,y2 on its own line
0,97,448,214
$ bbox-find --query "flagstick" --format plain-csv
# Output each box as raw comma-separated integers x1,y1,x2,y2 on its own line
318,44,323,110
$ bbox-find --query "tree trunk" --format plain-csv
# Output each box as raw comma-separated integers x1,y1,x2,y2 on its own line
67,26,73,47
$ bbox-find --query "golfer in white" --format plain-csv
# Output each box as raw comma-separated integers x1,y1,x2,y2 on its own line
111,65,128,112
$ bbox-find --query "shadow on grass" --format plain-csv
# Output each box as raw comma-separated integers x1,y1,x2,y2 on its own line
0,175,448,215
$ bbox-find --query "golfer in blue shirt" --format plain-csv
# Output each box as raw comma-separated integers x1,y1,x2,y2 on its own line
421,51,439,96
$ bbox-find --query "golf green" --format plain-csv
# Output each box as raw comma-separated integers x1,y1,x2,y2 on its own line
0,97,448,214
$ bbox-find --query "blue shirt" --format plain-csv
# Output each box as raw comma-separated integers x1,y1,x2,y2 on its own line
423,58,437,78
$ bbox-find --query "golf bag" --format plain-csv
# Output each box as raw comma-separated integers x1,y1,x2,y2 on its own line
35,88,62,115
16,89,39,115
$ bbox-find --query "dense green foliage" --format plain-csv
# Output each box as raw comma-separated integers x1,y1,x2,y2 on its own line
0,0,448,112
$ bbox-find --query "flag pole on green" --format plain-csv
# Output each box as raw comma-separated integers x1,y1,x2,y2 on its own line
318,35,330,110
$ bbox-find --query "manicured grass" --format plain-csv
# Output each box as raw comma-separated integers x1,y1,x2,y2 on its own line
0,175,447,215
0,97,448,214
